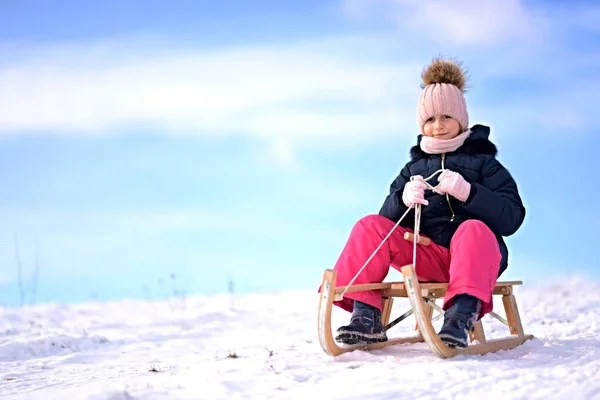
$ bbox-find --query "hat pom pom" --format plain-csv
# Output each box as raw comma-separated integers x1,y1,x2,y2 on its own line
421,56,468,92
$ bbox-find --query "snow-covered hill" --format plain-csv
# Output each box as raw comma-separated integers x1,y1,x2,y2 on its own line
1,276,599,400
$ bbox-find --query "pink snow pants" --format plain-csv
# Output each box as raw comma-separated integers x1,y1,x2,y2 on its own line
325,214,501,319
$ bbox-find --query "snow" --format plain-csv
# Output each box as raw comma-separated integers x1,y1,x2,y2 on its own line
1,277,600,400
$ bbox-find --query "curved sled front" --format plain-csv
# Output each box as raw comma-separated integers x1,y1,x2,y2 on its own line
317,269,424,357
400,264,535,358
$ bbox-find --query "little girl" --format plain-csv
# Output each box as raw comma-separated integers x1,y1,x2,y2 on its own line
330,57,526,348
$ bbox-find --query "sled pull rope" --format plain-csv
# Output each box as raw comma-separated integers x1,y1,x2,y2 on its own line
339,168,445,298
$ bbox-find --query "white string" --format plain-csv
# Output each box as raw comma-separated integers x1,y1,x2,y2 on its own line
412,201,420,269
339,168,446,298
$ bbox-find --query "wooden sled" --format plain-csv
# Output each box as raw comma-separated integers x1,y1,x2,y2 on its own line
318,232,535,358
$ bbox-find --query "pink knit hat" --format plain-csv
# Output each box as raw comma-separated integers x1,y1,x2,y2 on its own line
416,57,469,135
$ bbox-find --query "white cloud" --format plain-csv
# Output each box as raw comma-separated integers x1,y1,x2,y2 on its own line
340,0,545,46
0,0,598,154
393,0,541,46
266,137,297,169
0,37,422,147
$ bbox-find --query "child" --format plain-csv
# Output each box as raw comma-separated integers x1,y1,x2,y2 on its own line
330,57,526,348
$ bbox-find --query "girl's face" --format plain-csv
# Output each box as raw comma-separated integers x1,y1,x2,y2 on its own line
422,114,461,139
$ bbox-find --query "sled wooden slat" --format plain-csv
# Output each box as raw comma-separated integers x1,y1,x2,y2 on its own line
318,267,534,359
333,280,520,301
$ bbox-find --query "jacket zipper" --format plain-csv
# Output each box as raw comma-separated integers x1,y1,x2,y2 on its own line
441,153,456,222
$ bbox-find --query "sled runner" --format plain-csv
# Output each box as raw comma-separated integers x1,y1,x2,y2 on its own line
317,232,535,359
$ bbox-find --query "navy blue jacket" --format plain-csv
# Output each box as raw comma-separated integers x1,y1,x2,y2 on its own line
379,124,525,276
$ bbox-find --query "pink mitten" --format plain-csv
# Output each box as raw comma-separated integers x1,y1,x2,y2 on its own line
402,176,429,207
437,170,471,202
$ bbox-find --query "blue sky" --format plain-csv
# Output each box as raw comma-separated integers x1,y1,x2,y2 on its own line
0,0,599,307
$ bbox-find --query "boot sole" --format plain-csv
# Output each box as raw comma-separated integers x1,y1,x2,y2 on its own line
335,330,388,345
438,333,468,348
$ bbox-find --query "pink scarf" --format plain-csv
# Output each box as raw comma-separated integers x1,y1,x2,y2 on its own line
419,129,471,154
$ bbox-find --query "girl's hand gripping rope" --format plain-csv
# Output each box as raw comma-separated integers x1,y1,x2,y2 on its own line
435,169,471,202
402,175,429,207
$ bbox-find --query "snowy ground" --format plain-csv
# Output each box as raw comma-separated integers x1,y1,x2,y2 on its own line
1,276,600,400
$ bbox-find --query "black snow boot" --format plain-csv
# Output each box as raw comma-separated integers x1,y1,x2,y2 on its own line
438,293,481,348
335,300,387,345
